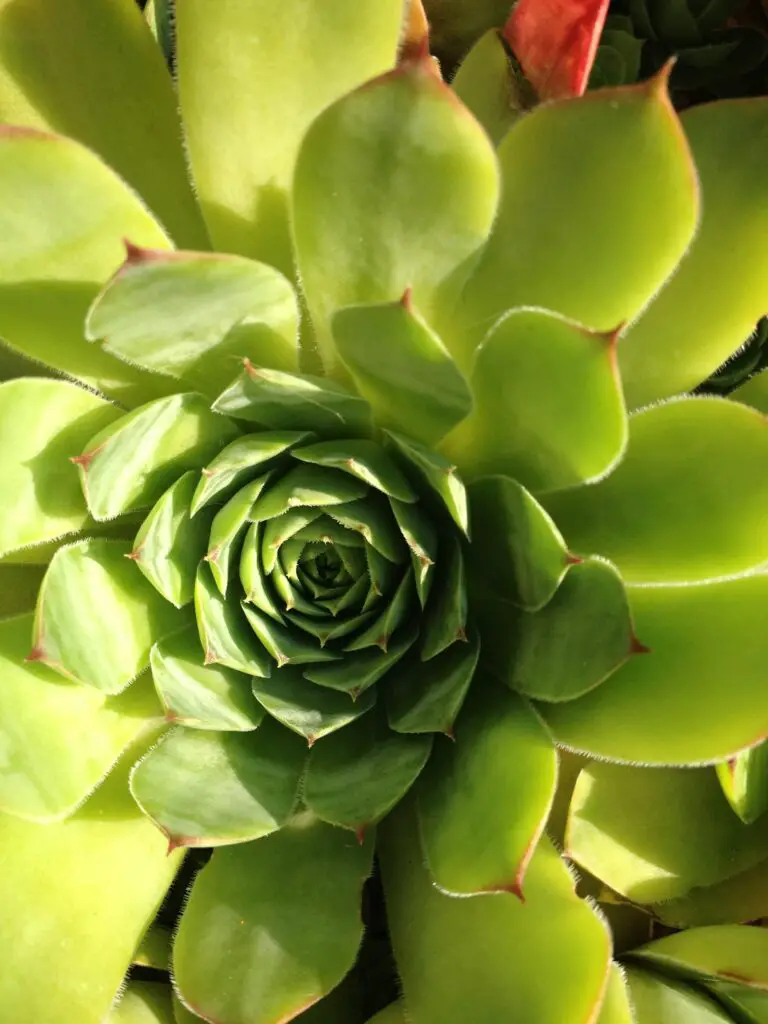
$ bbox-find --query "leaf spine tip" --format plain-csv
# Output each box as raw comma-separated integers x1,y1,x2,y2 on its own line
564,552,582,566
355,825,367,845
25,646,46,664
629,634,651,656
400,286,414,312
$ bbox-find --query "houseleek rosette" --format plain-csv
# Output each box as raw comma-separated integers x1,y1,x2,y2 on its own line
3,2,768,1024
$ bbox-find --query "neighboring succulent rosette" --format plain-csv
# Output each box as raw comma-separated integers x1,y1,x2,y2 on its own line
2,3,768,1024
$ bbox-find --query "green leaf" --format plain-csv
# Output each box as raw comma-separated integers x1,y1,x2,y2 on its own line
419,535,467,660
0,613,162,821
133,925,171,971
32,539,186,694
651,856,768,930
252,666,376,744
76,393,240,521
0,0,206,249
130,722,305,848
566,762,768,904
622,967,733,1023
191,431,310,513
541,572,768,764
194,563,272,677
544,397,768,584
213,365,371,436
206,475,272,596
619,98,768,408
717,742,768,826
417,683,556,896
459,73,698,366
250,464,369,521
387,629,479,735
87,249,299,396
332,298,472,445
292,439,417,503
293,61,500,373
0,127,177,405
177,0,402,272
304,715,432,832
730,367,768,413
466,476,572,610
380,803,611,1024
633,925,768,990
0,562,45,619
452,29,521,146
385,431,468,534
365,1006,406,1024
132,473,214,608
151,627,264,731
242,604,340,668
444,308,627,492
109,981,174,1024
503,557,636,703
711,982,768,1024
0,378,122,557
0,745,182,1024
304,624,418,697
596,965,634,1024
174,819,373,1024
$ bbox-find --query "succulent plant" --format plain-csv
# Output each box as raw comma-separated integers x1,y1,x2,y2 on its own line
3,1,768,1023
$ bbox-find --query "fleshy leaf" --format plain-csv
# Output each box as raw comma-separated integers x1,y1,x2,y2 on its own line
130,722,305,848
303,715,432,832
303,624,418,696
0,563,46,619
109,981,174,1023
566,762,768,904
194,564,272,677
622,967,733,1023
212,364,371,436
292,439,417,503
380,803,611,1024
0,745,182,1024
332,298,472,445
0,613,162,821
544,397,768,584
87,248,299,396
0,0,206,248
293,59,500,373
541,572,768,764
76,393,240,521
132,473,214,608
452,30,522,146
619,98,768,408
651,857,768,929
717,742,768,826
632,925,768,991
444,308,627,492
177,0,402,272
173,819,373,1024
365,1006,406,1024
596,965,634,1024
501,557,636,703
206,475,272,596
0,378,122,557
252,665,376,744
385,431,468,534
417,683,556,896
503,0,610,101
459,71,698,364
133,926,171,971
150,627,264,731
0,127,176,405
32,539,186,694
466,476,572,610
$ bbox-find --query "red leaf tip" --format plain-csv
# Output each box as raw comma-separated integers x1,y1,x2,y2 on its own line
400,286,414,312
399,0,431,66
355,825,368,846
629,634,651,656
25,646,46,664
122,239,165,265
565,552,583,566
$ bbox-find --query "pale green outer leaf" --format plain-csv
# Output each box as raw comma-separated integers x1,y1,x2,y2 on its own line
444,308,627,492
176,0,403,272
459,75,698,366
172,995,199,1024
731,367,768,413
566,762,768,904
332,299,472,446
0,0,206,248
131,722,305,848
541,573,768,764
452,29,521,146
623,967,732,1023
544,397,768,584
0,613,162,821
0,127,177,406
174,819,374,1024
87,249,299,396
0,747,182,1024
0,379,122,557
32,539,186,694
718,742,768,826
620,98,768,408
293,62,500,373
417,684,556,896
596,965,634,1024
133,925,171,971
109,981,175,1023
151,628,265,732
714,984,768,1024
651,857,768,929
634,925,768,990
380,802,611,1024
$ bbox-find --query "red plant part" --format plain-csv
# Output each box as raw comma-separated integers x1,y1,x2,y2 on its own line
503,0,610,102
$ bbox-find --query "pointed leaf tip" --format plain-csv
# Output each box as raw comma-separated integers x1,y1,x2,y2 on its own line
399,0,431,65
629,635,651,656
